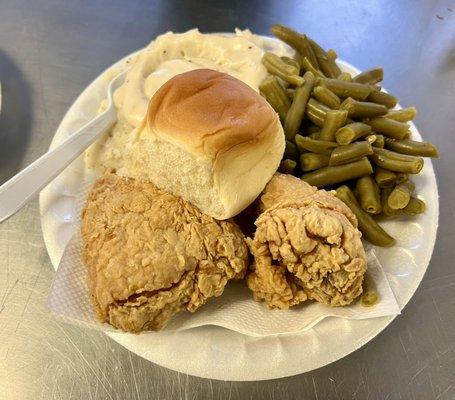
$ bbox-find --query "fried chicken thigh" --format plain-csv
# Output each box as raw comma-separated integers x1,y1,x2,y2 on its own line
247,173,367,309
81,173,248,332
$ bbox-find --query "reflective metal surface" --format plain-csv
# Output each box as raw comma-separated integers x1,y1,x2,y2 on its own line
1,0,454,398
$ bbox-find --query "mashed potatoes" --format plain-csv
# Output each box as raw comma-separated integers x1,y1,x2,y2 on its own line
85,29,291,173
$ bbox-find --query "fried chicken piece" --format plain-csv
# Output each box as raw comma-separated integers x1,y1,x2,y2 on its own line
81,172,248,333
247,173,367,309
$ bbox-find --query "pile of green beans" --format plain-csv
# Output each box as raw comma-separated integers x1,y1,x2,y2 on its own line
259,24,439,247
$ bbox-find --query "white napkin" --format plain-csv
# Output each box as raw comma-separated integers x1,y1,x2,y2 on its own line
46,179,400,337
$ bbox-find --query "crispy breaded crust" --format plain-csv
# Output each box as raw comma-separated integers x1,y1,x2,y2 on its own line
247,174,367,309
81,172,248,332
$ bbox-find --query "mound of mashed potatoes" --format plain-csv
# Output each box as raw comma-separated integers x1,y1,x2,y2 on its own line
86,29,291,173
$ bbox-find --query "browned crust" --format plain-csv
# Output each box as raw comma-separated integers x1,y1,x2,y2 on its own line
146,69,280,159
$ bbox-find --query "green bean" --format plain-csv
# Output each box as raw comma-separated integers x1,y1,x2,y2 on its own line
301,57,325,78
294,135,338,154
308,38,342,78
368,134,385,148
352,67,384,85
361,274,379,307
338,72,352,81
278,159,297,174
366,134,385,148
309,131,320,140
281,56,301,72
319,110,348,141
314,76,324,86
362,291,379,307
366,134,377,144
313,86,341,109
356,175,382,214
326,50,343,78
306,108,325,127
300,153,330,171
327,49,338,60
388,181,415,209
371,147,424,174
380,187,400,217
335,185,395,246
374,168,397,188
293,52,302,68
335,122,372,145
259,77,291,122
364,117,410,140
380,194,426,218
302,157,373,187
384,138,439,158
381,187,424,217
284,140,299,160
305,97,330,127
264,53,301,76
305,108,324,128
375,135,385,148
308,97,332,114
300,35,321,69
286,88,295,99
403,197,426,215
341,97,388,118
262,52,304,86
385,107,417,122
373,147,422,161
319,78,371,100
284,71,315,140
270,25,319,68
367,89,397,108
329,141,373,166
395,173,408,184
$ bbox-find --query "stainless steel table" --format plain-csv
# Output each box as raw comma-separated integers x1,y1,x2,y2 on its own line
1,1,454,398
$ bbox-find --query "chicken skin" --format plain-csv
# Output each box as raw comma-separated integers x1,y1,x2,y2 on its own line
247,173,367,309
81,172,248,333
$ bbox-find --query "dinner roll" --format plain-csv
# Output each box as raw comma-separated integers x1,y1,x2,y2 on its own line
132,69,284,219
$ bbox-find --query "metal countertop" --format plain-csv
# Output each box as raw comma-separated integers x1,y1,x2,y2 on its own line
1,1,454,399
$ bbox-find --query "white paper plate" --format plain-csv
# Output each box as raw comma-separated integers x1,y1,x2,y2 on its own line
39,36,439,381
